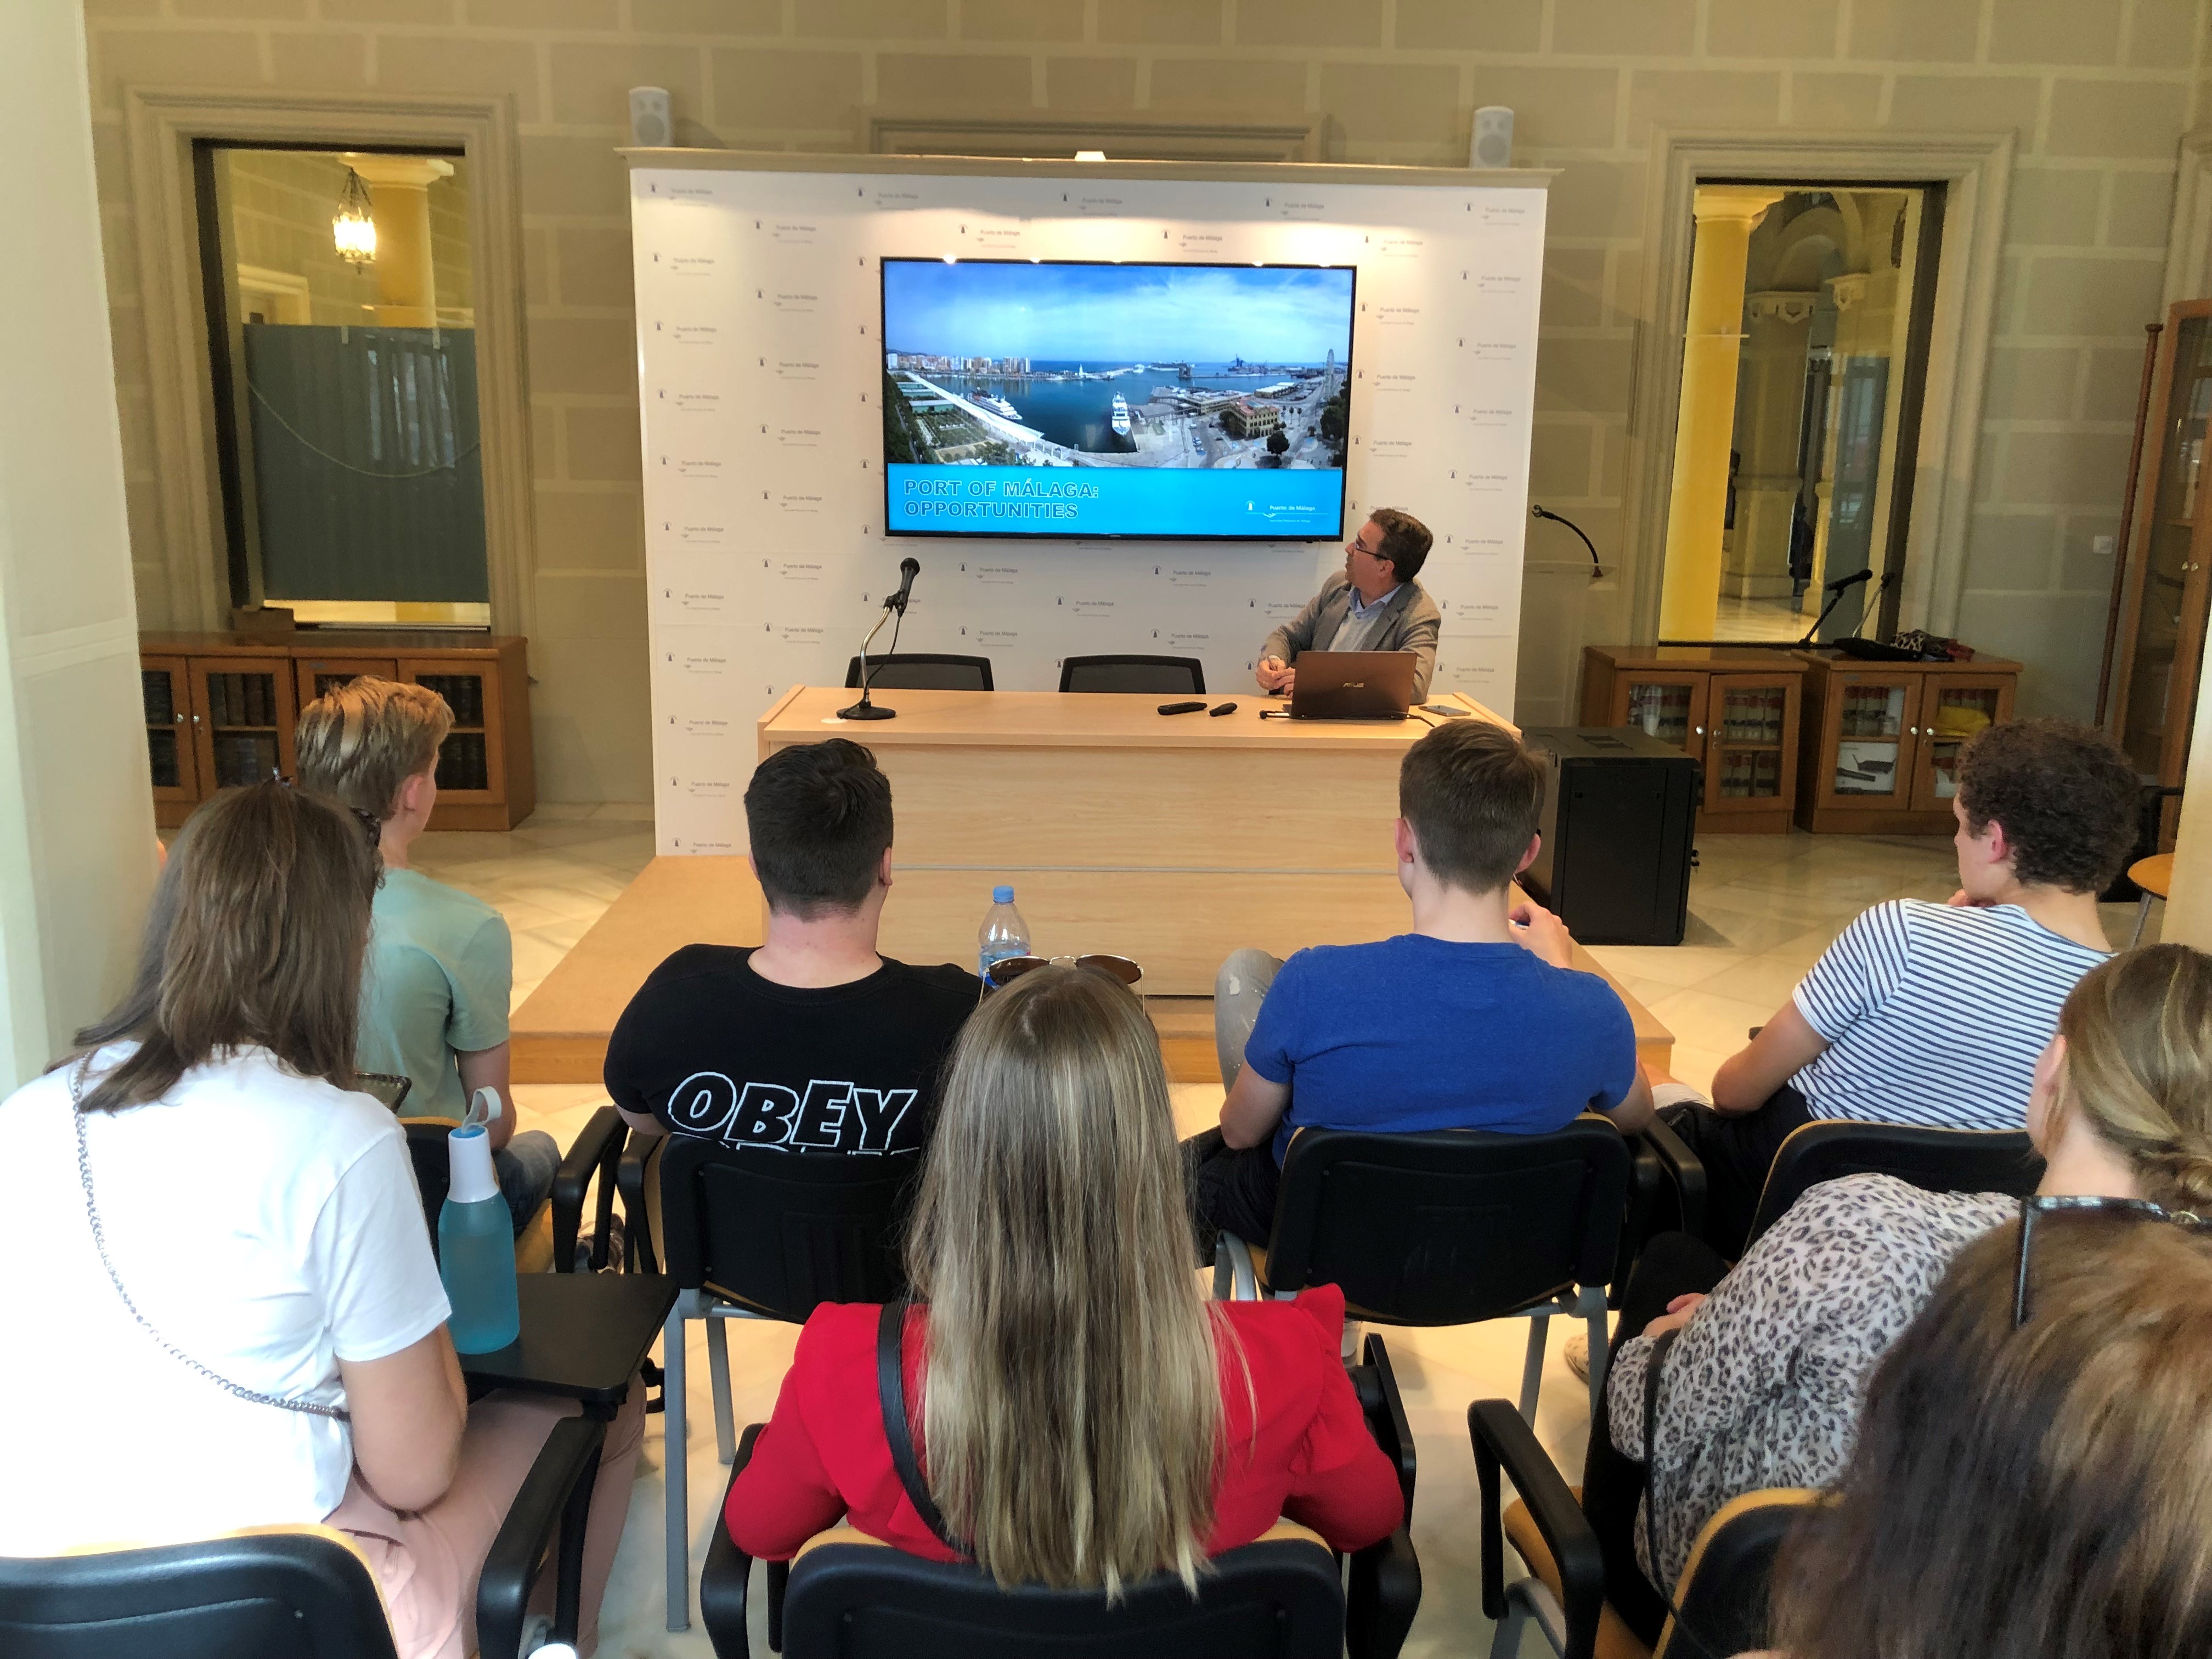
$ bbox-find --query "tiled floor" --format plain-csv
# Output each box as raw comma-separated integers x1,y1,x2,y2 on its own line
1709,592,1810,642
412,817,2158,1659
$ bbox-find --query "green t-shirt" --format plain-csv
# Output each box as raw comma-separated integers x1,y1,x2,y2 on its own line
358,867,512,1122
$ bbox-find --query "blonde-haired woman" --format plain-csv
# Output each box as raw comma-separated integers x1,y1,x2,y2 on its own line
1592,943,2212,1646
725,964,1403,1590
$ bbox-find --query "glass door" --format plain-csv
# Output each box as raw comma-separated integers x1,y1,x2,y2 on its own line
142,656,198,806
2115,306,2212,785
189,657,297,790
1816,670,1916,809
1911,674,2013,811
1703,673,1801,813
1615,672,1708,755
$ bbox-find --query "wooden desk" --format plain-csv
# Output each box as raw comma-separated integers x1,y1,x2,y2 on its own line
756,686,1506,995
510,856,1674,1084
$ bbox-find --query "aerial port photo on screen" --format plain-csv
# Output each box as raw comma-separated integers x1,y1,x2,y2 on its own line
881,259,1353,473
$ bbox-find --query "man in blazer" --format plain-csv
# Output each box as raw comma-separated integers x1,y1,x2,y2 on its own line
1257,507,1441,701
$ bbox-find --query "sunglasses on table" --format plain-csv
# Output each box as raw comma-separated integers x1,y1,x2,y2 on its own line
2012,1193,2212,1328
983,953,1143,992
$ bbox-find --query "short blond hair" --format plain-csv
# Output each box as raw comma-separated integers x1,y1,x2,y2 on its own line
295,676,452,821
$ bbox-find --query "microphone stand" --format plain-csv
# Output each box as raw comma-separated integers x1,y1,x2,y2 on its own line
1798,571,1871,647
838,606,900,721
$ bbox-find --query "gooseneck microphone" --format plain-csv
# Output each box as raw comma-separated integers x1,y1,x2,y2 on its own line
1822,566,1875,593
888,556,921,614
839,557,922,721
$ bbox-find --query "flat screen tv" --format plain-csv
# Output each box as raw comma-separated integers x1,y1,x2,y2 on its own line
881,258,1355,540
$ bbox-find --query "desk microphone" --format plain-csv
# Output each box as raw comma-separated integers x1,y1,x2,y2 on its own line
888,556,921,614
1822,567,1874,592
839,557,922,722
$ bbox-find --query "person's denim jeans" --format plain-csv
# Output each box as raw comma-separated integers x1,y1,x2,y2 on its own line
493,1129,561,1237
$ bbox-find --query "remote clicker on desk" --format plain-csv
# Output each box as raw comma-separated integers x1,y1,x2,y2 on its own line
1157,700,1206,715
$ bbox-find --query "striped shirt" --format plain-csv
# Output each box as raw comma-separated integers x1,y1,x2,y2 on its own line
1790,900,2108,1131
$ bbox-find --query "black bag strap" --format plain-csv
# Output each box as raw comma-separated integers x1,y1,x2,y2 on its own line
877,1297,969,1558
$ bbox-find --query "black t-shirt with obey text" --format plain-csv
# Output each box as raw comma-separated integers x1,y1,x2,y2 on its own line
604,945,980,1158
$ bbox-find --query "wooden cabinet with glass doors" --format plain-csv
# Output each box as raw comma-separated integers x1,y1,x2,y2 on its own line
1579,647,1810,833
2103,299,2212,848
140,632,533,831
1793,653,2018,834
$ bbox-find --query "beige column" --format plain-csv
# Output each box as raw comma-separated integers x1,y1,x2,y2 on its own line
346,155,452,328
1728,291,1820,600
1658,187,1783,638
0,0,158,1083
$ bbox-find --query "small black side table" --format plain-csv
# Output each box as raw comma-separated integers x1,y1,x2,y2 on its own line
460,1273,678,1659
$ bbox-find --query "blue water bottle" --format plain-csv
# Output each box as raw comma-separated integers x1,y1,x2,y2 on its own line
439,1089,520,1353
978,884,1030,981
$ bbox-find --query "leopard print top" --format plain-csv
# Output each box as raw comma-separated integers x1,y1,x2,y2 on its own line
1606,1175,2014,1592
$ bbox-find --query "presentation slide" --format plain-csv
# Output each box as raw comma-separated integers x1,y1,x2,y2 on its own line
881,259,1353,540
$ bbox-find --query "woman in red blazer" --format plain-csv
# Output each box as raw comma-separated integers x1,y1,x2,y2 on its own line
726,963,1404,1589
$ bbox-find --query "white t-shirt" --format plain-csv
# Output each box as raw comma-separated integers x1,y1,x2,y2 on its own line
1791,899,2109,1131
0,1045,450,1551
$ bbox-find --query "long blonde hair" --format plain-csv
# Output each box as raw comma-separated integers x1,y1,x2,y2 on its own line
903,965,1224,1595
2051,944,2212,1212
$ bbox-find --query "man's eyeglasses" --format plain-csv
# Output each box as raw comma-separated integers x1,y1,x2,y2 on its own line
2013,1194,2212,1328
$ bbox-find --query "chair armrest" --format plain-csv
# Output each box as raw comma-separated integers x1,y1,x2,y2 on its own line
699,1423,763,1659
551,1106,627,1274
1358,1333,1417,1514
1637,1118,1707,1242
1468,1400,1604,1659
1215,1233,1258,1301
618,1130,659,1274
477,1414,606,1659
1345,1526,1421,1659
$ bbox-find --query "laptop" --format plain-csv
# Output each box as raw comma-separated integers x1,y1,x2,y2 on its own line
1287,650,1418,721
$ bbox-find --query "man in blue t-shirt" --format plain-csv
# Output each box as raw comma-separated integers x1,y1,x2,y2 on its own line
1189,718,1656,1248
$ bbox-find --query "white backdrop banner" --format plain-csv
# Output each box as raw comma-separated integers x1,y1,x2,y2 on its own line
631,165,1547,854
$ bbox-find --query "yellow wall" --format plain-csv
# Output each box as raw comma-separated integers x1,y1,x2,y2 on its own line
79,0,2208,802
224,151,471,325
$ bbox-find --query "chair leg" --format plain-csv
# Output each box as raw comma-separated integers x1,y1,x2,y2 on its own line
1581,1288,1611,1425
663,1295,692,1632
1489,1589,1532,1659
2131,891,2154,948
707,1314,736,1466
1519,1314,1548,1422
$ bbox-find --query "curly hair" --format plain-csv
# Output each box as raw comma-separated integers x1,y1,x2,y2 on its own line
1954,717,2137,894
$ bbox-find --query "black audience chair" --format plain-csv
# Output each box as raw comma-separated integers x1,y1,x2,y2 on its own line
657,1135,915,1630
1057,654,1205,695
844,653,995,691
1216,1120,1632,1465
702,1404,1421,1659
0,1468,606,1659
1473,1398,1815,1659
1743,1119,2042,1251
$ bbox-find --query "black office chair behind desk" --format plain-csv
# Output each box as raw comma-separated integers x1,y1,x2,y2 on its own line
656,1136,914,1630
1216,1119,1632,1516
844,653,995,691
1058,654,1205,695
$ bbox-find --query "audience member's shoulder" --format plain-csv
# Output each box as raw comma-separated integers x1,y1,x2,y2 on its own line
1222,1283,1346,1370
390,865,503,929
887,959,986,1006
1787,1171,2014,1246
793,1299,883,1365
639,941,754,991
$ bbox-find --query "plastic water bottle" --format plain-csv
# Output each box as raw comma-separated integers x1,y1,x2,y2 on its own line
978,884,1030,981
439,1109,520,1353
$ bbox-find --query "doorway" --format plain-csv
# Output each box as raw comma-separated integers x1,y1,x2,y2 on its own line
1658,182,1944,647
194,143,491,629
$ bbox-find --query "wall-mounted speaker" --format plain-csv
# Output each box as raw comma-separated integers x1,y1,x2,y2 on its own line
1471,106,1514,170
629,86,674,149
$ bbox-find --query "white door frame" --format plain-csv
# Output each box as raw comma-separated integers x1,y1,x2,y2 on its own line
1622,129,2016,641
